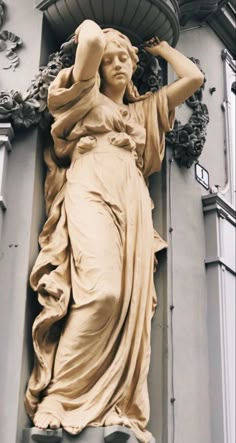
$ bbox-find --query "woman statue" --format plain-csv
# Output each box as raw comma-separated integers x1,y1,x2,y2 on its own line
25,19,204,443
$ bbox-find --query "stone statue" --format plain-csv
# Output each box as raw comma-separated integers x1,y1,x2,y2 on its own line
24,20,204,443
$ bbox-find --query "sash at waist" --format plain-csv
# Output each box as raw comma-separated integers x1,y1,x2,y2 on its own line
72,132,143,169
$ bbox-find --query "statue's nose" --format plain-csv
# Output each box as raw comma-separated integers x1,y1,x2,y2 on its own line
114,57,122,70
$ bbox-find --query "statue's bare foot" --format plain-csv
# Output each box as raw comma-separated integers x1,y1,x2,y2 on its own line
64,426,80,435
34,412,61,430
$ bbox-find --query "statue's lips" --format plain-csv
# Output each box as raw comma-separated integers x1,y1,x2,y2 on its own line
113,72,126,77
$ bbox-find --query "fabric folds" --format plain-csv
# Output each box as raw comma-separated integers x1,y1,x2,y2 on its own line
25,66,175,443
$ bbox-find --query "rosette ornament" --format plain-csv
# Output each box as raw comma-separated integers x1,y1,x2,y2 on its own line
0,90,40,128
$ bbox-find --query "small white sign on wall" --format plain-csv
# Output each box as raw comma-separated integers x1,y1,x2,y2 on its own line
195,163,209,190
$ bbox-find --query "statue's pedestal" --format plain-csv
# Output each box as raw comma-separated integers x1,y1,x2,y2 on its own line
23,426,156,443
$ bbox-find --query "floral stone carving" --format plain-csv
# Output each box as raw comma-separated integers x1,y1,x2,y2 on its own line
166,58,209,168
0,36,208,167
0,1,22,70
0,30,22,70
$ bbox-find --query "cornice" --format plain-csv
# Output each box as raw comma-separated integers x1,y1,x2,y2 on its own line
178,0,222,25
0,123,14,140
35,0,57,9
207,2,236,57
202,193,236,223
203,192,236,275
221,48,236,70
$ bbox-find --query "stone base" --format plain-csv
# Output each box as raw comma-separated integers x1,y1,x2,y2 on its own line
23,426,157,443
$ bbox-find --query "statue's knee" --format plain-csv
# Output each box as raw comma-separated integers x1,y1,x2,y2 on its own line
98,285,121,315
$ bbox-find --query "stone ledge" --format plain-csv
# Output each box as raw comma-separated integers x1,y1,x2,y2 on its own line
23,426,157,443
23,428,63,442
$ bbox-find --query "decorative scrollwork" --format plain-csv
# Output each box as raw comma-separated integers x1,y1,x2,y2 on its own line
0,30,22,70
0,0,6,30
166,58,209,168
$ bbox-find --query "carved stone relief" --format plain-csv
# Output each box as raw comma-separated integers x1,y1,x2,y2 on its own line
0,30,22,70
0,1,22,70
166,58,209,168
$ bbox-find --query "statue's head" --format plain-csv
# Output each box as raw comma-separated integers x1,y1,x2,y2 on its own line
100,28,142,102
102,28,139,72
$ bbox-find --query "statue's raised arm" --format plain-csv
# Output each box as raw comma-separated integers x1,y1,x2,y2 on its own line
144,37,204,109
72,20,105,82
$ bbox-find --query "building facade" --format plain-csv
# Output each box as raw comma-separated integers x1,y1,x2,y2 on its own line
0,1,235,443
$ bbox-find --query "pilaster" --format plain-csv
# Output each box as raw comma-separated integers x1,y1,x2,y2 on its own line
0,123,14,210
202,193,236,443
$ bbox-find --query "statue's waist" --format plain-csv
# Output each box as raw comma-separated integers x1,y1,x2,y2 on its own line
73,132,137,155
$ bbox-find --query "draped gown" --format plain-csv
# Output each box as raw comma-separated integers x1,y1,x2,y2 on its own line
25,67,175,443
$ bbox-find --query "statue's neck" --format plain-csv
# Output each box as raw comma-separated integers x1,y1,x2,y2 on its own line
101,84,126,105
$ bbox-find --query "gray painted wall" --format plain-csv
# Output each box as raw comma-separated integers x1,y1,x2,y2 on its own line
161,22,234,443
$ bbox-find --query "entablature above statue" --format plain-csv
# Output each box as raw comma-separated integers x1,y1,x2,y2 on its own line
34,0,235,57
34,0,180,46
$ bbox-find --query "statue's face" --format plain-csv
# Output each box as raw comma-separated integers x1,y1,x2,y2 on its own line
100,41,133,90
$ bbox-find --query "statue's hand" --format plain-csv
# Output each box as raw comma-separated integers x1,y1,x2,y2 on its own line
140,38,169,57
74,19,100,44
143,36,161,47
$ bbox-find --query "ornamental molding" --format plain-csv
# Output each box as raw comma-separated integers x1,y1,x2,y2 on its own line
35,0,57,8
0,30,22,70
203,192,236,275
33,1,236,56
0,0,6,29
221,48,236,71
178,0,226,25
0,1,22,70
208,1,236,58
202,193,236,223
35,0,180,47
0,123,14,210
